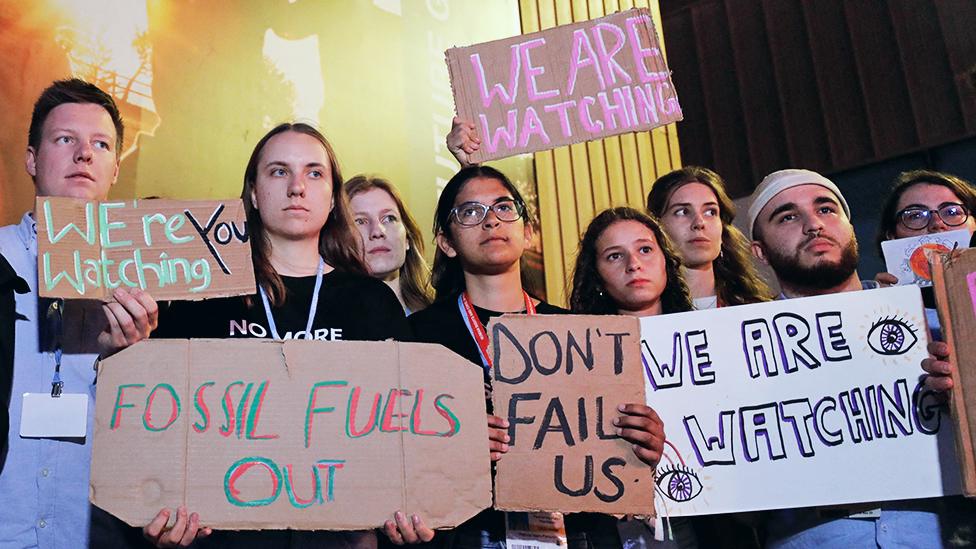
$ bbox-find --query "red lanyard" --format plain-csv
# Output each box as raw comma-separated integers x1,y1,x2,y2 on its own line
458,290,536,369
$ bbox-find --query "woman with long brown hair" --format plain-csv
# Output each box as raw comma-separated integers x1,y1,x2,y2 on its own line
569,207,693,547
647,166,772,309
346,175,433,313
138,122,410,548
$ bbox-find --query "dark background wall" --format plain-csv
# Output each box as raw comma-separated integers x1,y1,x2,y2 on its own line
662,0,976,277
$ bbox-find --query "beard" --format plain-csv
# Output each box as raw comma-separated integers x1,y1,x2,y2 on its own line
765,235,860,291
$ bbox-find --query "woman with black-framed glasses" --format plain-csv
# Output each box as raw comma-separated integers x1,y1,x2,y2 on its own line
408,166,662,549
876,170,976,249
875,169,976,338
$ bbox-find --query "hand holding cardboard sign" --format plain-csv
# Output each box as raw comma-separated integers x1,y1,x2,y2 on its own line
97,287,159,358
142,506,212,548
488,413,511,462
922,340,954,392
614,404,665,468
382,511,435,545
446,117,481,168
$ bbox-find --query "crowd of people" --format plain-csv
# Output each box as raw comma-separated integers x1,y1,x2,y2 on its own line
0,79,972,549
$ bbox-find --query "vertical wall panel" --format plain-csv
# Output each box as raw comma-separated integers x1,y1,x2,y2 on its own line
935,0,976,133
692,2,752,195
663,0,976,197
761,0,832,171
664,10,711,172
888,0,965,145
724,0,787,192
800,0,873,168
521,0,683,304
844,1,919,157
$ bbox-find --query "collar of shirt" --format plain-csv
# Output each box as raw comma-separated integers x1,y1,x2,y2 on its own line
16,211,37,256
777,280,878,300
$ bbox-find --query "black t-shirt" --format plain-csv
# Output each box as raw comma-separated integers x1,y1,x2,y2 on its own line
0,254,28,472
154,270,410,342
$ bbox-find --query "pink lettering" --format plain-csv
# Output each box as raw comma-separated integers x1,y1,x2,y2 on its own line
625,15,662,84
521,38,559,101
567,29,605,95
656,81,681,116
479,110,519,153
579,96,604,133
635,84,660,125
591,23,632,87
544,100,577,138
518,106,551,148
597,88,631,131
470,48,521,108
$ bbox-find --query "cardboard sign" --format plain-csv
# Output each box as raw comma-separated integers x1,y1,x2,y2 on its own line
641,286,962,516
36,197,255,300
881,229,970,286
489,315,654,515
932,249,976,495
90,339,492,530
445,8,682,163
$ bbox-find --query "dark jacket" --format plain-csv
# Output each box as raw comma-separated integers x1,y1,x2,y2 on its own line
0,253,28,472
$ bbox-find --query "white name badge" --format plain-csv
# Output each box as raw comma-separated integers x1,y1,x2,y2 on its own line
20,393,88,438
505,511,568,549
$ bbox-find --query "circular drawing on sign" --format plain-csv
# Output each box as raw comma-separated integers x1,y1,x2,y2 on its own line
657,464,703,502
908,242,950,282
866,316,918,356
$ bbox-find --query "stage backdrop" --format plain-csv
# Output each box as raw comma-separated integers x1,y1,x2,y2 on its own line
0,0,680,304
0,0,547,291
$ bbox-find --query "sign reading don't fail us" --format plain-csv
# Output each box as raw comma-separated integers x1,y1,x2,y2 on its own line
36,197,255,300
489,314,653,515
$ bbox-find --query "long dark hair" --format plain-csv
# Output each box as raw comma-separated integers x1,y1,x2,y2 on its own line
876,170,976,256
346,174,433,312
431,165,529,300
242,122,367,306
647,166,773,306
570,207,693,315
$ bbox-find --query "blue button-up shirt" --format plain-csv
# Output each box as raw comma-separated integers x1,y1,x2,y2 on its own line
766,281,968,549
0,213,103,549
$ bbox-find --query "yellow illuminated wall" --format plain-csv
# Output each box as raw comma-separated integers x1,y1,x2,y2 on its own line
518,0,681,306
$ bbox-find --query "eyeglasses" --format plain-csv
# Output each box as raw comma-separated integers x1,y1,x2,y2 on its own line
896,203,970,230
450,199,525,227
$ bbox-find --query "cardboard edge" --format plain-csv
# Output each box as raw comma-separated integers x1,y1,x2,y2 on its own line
933,255,976,496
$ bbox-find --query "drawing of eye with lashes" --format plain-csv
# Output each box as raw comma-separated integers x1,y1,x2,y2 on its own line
656,463,703,502
866,316,918,356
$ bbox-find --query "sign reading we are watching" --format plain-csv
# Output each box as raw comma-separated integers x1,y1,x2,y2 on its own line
445,8,682,163
640,286,962,516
